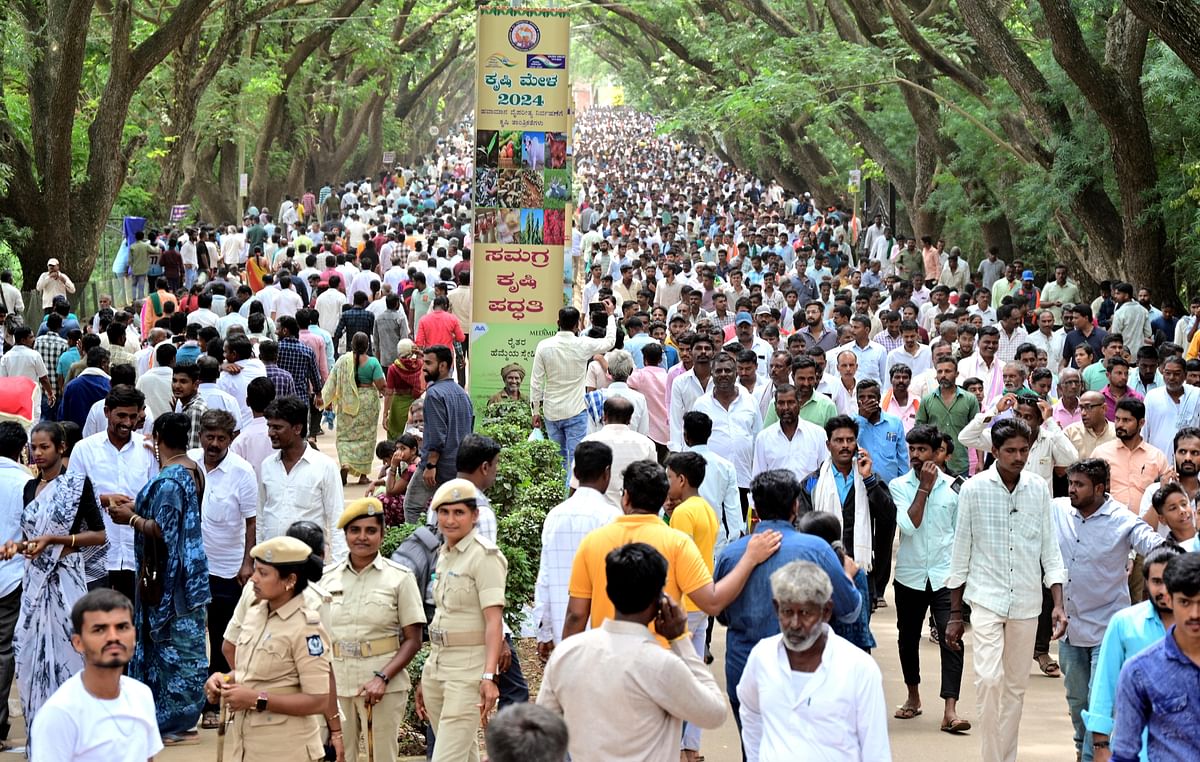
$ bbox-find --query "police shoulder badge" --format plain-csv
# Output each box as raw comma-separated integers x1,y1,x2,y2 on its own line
307,634,324,656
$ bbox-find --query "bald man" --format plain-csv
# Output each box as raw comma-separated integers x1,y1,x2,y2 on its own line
1064,390,1116,458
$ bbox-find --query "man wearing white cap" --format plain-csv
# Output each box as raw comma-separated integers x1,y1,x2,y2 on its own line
35,258,76,312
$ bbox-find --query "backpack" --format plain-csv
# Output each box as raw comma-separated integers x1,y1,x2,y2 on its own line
390,524,442,621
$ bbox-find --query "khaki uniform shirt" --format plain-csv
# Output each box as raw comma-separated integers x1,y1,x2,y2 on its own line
322,554,427,694
225,581,332,644
229,593,332,761
421,529,508,682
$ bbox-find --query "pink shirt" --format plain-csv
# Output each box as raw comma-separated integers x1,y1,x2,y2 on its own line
298,330,329,382
628,365,670,445
1052,400,1083,429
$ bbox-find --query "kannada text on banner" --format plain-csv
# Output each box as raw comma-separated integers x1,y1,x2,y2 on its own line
470,6,571,413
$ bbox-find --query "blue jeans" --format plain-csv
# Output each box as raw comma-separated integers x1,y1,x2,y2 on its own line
1060,639,1101,762
546,410,588,485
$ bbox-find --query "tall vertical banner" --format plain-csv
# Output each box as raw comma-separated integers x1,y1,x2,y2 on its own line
470,6,571,414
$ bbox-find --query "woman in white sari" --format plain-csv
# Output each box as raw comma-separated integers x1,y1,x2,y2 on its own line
7,422,106,734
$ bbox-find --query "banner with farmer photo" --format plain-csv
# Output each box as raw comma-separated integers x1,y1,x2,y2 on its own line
470,5,571,413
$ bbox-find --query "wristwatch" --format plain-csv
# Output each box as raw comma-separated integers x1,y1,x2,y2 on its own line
374,670,390,684
480,672,495,681
256,692,269,712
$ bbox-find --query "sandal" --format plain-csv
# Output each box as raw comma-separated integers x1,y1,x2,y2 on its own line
200,710,221,730
1035,654,1062,678
940,718,972,734
893,704,922,720
163,733,201,746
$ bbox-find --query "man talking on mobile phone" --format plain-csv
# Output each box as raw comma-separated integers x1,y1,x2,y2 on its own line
538,543,727,762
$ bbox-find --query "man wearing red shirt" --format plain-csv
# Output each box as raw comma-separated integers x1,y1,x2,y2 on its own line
414,295,466,363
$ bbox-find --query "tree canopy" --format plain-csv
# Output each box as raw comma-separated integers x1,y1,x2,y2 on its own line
0,0,476,285
573,0,1200,299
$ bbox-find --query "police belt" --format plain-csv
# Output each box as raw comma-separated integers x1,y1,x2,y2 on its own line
332,635,401,658
428,628,485,647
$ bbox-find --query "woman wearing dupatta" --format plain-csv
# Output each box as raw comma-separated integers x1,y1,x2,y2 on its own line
383,338,425,440
10,422,106,736
109,412,211,745
322,332,386,483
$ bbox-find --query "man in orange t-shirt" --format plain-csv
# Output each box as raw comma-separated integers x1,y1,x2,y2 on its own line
562,460,780,648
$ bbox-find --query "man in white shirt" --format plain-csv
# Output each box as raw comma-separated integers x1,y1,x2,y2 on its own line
30,589,163,762
531,308,617,481
1026,308,1067,371
229,376,276,482
577,397,657,508
315,277,348,335
272,275,305,318
186,293,221,329
219,225,245,267
1142,355,1200,461
68,385,159,597
944,418,1067,762
216,335,266,431
669,335,716,451
533,441,620,663
1,326,54,410
887,320,932,379
195,355,240,418
737,559,891,762
691,353,763,493
258,395,347,560
537,543,727,762
752,385,826,483
134,342,175,420
683,410,744,554
188,409,257,726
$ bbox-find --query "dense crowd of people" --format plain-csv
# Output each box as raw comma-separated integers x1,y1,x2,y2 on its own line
0,103,1196,762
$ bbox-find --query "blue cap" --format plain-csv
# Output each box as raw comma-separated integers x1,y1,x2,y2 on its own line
735,311,754,325
1022,270,1035,281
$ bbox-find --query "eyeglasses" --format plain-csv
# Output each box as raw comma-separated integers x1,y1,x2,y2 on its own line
1079,402,1105,410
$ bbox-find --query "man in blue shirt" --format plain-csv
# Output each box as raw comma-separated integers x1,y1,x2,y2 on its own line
1110,551,1200,762
890,425,968,732
715,469,860,728
854,379,910,484
1084,546,1181,762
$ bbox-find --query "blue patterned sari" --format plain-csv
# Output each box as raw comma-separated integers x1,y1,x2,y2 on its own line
129,463,211,736
15,473,94,732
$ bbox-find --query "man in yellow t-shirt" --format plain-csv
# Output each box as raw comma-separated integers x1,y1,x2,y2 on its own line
563,460,781,650
665,451,719,762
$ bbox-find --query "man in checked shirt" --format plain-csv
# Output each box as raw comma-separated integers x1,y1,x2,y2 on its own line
944,418,1068,762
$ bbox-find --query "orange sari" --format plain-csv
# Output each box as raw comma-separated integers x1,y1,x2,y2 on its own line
247,255,270,293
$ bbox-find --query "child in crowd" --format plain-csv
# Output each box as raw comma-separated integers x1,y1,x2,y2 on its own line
797,511,876,653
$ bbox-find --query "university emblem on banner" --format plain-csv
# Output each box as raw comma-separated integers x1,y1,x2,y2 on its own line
509,20,540,51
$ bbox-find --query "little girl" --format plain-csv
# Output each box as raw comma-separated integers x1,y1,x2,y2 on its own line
375,434,420,526
797,511,876,653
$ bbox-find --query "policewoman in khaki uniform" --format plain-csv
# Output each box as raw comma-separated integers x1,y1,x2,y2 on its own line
414,478,508,762
323,498,426,762
205,536,332,761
